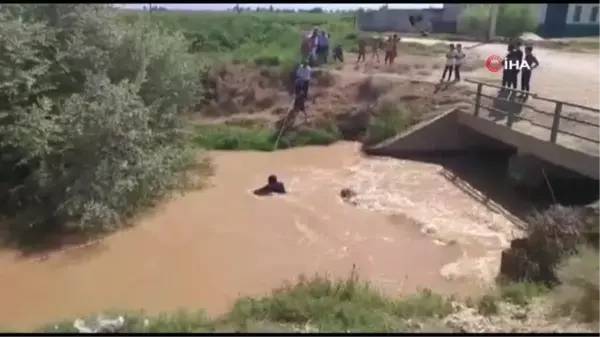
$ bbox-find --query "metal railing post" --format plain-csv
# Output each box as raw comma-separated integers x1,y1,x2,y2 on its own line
474,83,482,117
550,102,563,143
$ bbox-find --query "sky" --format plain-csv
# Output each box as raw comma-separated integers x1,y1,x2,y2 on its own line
115,3,443,11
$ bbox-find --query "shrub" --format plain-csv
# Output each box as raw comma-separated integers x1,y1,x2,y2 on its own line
226,269,453,332
551,246,599,323
0,4,202,247
458,5,538,40
498,205,590,285
363,102,418,146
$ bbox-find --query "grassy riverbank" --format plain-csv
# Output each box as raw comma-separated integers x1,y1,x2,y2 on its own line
31,247,598,332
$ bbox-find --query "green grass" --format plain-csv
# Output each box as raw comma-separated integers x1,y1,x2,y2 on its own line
190,122,343,151
37,269,456,333
474,282,550,316
32,267,596,333
119,11,358,65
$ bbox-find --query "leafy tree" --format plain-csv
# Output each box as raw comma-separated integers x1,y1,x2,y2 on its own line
0,4,203,247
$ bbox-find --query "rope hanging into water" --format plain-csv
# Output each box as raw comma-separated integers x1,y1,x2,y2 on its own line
272,93,298,151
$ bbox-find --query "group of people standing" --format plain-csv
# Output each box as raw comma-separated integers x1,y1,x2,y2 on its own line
357,34,400,65
502,42,539,95
301,28,332,66
440,43,466,82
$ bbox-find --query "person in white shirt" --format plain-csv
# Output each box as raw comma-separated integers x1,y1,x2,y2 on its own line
295,61,312,98
453,43,465,82
441,43,455,82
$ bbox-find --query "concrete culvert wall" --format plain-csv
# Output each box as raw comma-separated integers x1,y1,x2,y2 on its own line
364,109,513,158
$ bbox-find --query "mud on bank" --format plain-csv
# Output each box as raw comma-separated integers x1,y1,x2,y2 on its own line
191,63,474,150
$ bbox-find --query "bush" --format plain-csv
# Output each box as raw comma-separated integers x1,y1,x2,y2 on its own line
0,5,203,247
457,5,538,40
363,102,418,146
498,205,591,285
551,246,599,323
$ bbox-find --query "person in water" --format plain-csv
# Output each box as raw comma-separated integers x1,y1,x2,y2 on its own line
253,175,287,196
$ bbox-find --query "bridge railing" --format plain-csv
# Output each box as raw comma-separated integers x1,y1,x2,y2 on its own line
464,79,600,146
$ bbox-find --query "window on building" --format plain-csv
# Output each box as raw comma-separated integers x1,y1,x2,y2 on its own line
573,5,582,23
590,6,599,23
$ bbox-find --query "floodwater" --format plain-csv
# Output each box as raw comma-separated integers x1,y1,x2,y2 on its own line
0,142,522,330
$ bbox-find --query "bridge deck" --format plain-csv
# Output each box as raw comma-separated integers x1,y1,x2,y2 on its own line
459,79,599,179
472,83,599,157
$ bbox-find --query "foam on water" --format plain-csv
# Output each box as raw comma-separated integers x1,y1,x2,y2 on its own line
292,155,525,284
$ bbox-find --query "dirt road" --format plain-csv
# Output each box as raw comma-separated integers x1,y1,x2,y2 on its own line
402,37,600,155
403,37,598,105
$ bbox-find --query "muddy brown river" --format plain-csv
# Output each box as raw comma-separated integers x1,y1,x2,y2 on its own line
0,142,522,330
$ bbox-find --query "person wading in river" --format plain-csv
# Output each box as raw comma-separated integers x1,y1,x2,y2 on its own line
253,175,286,196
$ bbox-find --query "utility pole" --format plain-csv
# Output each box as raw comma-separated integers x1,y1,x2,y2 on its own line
488,4,498,42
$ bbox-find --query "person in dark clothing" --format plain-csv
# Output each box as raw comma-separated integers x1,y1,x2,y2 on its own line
357,38,366,63
253,175,286,196
291,89,309,121
520,46,539,97
501,44,514,88
511,41,524,89
332,44,344,63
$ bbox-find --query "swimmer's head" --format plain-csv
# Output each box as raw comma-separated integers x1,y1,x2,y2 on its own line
268,175,278,184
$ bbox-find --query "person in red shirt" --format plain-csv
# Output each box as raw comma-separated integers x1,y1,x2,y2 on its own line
390,34,399,64
384,37,393,65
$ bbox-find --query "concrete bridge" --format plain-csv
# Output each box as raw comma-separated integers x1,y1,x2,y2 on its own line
367,79,600,182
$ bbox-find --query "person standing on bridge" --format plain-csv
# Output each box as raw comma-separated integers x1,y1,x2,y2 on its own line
501,45,512,88
512,41,524,89
520,46,539,98
502,44,520,89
